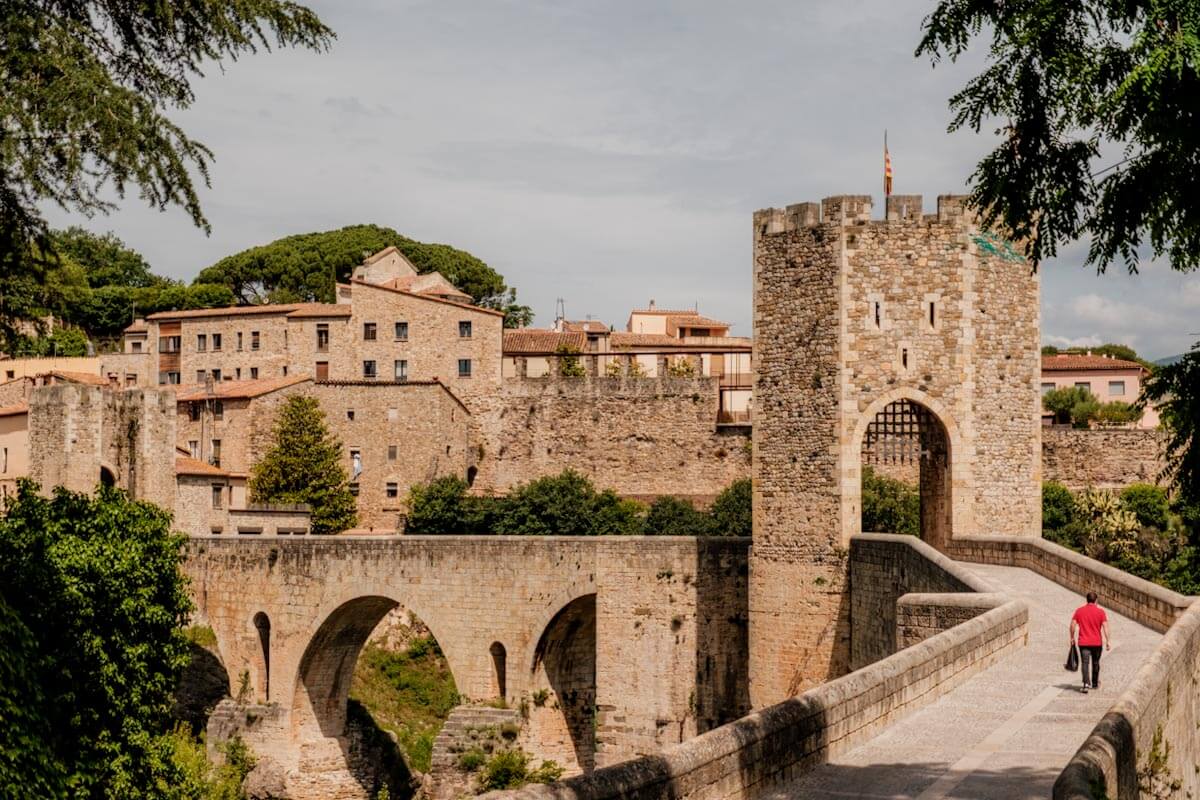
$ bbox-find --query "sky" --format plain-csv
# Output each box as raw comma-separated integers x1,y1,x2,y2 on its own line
45,0,1199,360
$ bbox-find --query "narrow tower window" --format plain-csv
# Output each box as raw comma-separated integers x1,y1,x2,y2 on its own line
929,302,936,328
874,302,881,329
902,348,909,369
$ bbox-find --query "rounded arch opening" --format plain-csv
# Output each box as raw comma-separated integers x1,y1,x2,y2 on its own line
99,465,115,488
489,641,507,700
858,397,953,548
527,594,597,775
252,611,271,702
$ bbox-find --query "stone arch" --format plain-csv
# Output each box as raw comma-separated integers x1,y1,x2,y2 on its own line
489,641,507,699
526,593,597,775
291,595,459,739
847,387,965,549
99,464,116,488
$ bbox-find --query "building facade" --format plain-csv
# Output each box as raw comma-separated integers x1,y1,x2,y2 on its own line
1041,352,1158,428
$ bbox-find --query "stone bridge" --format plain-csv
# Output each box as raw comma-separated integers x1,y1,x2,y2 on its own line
185,535,749,796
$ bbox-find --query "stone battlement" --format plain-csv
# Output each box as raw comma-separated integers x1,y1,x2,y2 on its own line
753,193,972,235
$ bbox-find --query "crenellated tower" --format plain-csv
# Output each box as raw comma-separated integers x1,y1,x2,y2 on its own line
749,193,1040,706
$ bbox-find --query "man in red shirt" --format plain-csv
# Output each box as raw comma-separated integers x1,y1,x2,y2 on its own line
1070,592,1111,693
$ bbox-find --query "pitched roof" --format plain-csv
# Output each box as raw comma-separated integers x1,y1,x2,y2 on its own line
175,455,229,477
174,375,312,402
503,329,587,354
609,332,752,350
0,401,29,417
349,279,505,317
42,370,109,386
562,320,610,334
668,314,730,329
630,307,703,316
610,332,683,348
1042,354,1145,372
284,303,352,319
123,319,149,333
147,304,296,321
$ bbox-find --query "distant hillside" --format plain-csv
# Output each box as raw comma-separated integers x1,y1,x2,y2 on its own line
1154,354,1184,366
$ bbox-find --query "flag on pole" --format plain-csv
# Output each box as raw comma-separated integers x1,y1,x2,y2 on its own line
884,131,893,197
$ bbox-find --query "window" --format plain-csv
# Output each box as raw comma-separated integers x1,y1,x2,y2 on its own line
237,332,243,351
132,341,142,353
316,324,330,351
394,359,408,382
1109,380,1126,396
211,439,221,467
315,362,328,381
459,320,472,338
212,333,222,351
388,445,397,461
349,483,360,497
125,374,136,387
159,371,181,385
211,527,223,535
929,301,936,328
213,400,224,420
212,484,224,509
251,330,260,350
211,369,222,382
386,482,398,499
387,407,398,421
2,447,6,474
1074,381,1092,392
282,366,288,376
189,403,201,421
188,441,199,459
250,367,259,380
197,334,207,352
458,359,472,378
5,370,13,379
363,322,377,341
347,410,355,421
350,449,362,478
196,370,207,383
394,321,409,341
874,302,881,328
363,360,377,379
235,368,242,380
1041,382,1056,395
901,348,909,369
159,336,181,353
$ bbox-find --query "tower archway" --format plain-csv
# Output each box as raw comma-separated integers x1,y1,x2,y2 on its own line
856,397,953,548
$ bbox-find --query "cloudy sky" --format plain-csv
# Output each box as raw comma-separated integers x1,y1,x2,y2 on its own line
46,1,1198,359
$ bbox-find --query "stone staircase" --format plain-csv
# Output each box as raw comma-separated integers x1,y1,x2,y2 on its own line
430,705,523,771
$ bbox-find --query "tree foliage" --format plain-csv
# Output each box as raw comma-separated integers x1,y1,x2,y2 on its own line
1141,340,1200,508
918,1,1200,273
194,224,533,326
861,467,920,535
404,476,492,535
495,470,641,536
51,227,159,289
0,482,194,799
0,0,334,330
1043,386,1098,427
249,396,357,534
641,496,714,536
709,478,752,537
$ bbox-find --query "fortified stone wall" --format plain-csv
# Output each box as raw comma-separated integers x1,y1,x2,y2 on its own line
1042,427,1166,489
469,375,751,503
28,384,176,508
750,194,1039,707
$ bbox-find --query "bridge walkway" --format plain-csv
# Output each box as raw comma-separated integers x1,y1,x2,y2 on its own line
772,563,1162,800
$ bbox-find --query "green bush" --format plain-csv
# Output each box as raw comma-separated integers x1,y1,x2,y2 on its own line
495,470,639,536
458,748,486,772
861,467,920,535
1095,401,1141,426
1042,481,1076,532
642,496,713,536
1120,483,1170,530
555,343,586,377
405,476,489,534
1043,386,1097,427
477,749,564,792
709,479,751,537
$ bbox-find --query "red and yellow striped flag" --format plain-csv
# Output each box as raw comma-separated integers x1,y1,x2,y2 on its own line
884,132,893,197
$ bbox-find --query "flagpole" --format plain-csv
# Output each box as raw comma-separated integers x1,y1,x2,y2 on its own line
884,129,889,199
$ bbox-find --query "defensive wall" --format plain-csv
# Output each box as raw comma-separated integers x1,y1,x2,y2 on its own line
1041,427,1166,490
469,373,751,503
185,535,749,799
480,534,1028,800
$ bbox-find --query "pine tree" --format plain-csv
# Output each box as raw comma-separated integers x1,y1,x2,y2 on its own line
249,396,357,535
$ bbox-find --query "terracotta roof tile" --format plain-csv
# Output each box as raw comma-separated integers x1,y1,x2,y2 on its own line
123,320,149,333
285,303,351,318
175,455,229,476
349,279,505,317
147,304,295,321
174,375,311,402
668,314,729,329
503,329,587,354
562,320,610,334
43,370,109,386
610,332,685,347
1041,354,1145,372
0,401,29,417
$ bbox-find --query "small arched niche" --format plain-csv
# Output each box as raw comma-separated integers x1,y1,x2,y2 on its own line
489,641,507,699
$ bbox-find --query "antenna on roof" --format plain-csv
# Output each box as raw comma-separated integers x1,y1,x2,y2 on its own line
554,298,566,332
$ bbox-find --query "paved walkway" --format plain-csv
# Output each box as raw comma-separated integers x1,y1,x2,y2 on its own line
772,563,1162,800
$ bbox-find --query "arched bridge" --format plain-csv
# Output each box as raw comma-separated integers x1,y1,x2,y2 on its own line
184,535,749,796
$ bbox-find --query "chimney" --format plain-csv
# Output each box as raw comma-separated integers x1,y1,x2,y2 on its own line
648,299,656,311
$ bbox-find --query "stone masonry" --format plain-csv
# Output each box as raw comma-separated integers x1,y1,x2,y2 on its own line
749,194,1040,706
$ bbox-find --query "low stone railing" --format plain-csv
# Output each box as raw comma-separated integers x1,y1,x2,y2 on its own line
482,535,1028,800
942,534,1197,800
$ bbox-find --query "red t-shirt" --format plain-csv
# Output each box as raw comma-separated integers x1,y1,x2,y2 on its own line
1073,604,1108,647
